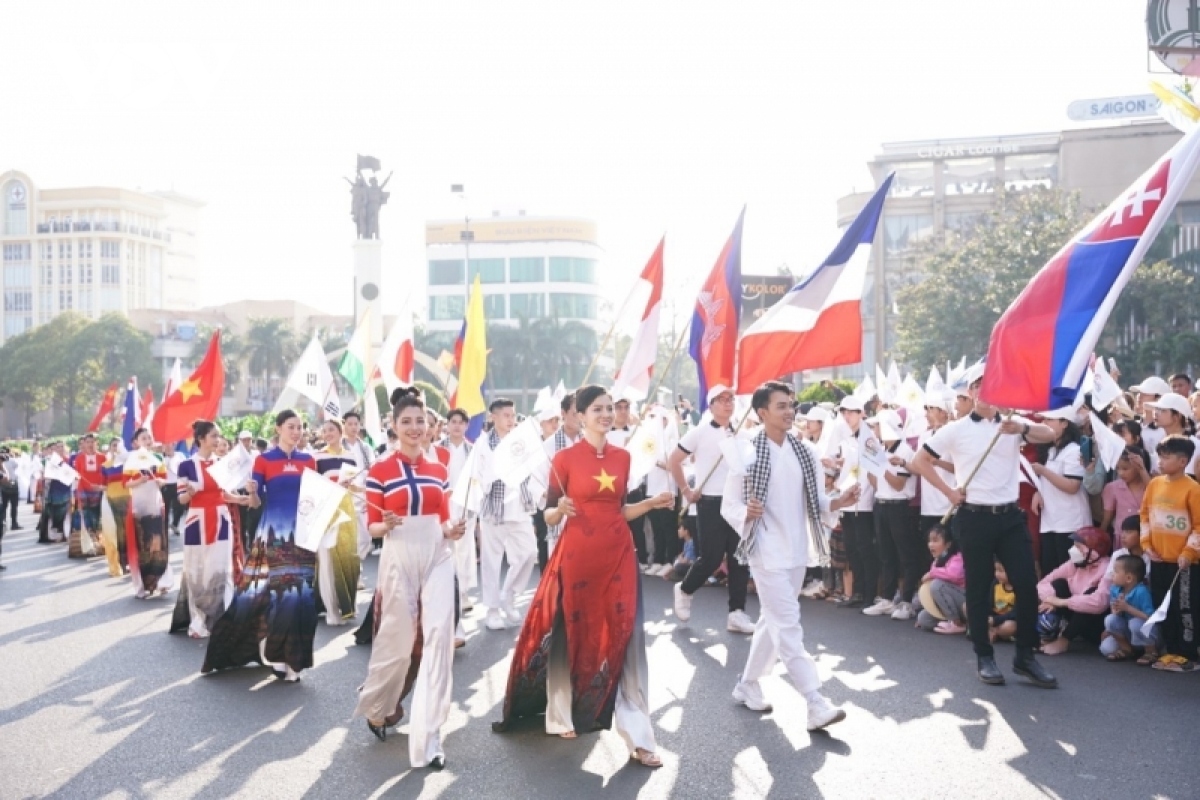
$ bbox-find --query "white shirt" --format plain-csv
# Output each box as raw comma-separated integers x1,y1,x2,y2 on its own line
1142,423,1166,458
924,413,1033,506
721,436,831,570
164,451,185,484
873,440,916,501
444,440,470,489
839,426,879,511
1038,441,1091,532
678,420,735,497
475,433,532,521
918,428,955,517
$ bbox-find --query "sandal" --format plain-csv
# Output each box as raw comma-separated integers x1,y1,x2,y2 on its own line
1151,655,1195,672
1136,652,1158,666
558,731,577,739
1105,650,1132,662
631,748,662,768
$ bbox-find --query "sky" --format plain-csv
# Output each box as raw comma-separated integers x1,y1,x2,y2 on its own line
1,1,1163,332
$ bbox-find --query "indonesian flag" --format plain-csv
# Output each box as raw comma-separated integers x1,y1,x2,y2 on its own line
378,307,416,394
140,387,155,427
735,175,892,393
612,237,665,402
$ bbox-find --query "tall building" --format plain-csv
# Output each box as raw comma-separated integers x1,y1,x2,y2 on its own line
0,170,203,343
423,214,605,341
836,120,1200,373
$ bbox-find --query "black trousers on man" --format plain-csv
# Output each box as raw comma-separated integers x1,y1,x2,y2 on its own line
680,496,748,612
626,487,648,564
0,486,19,529
953,506,1039,657
648,501,681,567
876,500,921,603
841,511,878,601
532,509,549,571
161,484,182,532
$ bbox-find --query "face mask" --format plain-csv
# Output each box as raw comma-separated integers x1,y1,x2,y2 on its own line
1068,545,1087,566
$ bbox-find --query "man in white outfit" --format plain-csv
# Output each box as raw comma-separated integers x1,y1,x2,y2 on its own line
341,411,376,561
474,398,538,631
441,408,475,611
721,381,860,731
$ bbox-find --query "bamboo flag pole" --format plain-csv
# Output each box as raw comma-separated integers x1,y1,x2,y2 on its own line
678,404,756,524
939,411,1015,525
581,277,640,386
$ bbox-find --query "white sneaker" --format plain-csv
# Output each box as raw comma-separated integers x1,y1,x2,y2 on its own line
890,601,913,620
862,597,895,616
657,563,675,578
501,603,522,624
460,592,474,612
727,610,756,634
732,679,773,712
640,563,654,574
806,695,846,731
673,583,692,622
485,609,508,630
800,580,826,598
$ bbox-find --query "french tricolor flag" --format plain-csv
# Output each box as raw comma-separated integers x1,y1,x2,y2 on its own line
735,175,892,393
612,237,665,401
981,125,1200,411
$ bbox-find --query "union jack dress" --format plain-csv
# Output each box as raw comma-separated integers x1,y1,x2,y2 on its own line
170,455,237,638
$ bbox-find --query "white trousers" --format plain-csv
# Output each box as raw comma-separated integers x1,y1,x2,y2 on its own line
353,516,456,768
741,564,821,696
454,519,478,592
354,502,372,562
479,518,536,611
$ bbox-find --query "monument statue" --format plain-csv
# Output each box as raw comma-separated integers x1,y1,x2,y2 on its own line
345,155,392,239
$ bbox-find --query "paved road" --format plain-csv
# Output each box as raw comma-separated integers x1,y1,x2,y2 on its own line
1,501,1195,800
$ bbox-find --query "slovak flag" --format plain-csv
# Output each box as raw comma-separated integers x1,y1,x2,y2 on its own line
981,125,1200,410
612,237,665,401
735,176,892,393
690,208,744,410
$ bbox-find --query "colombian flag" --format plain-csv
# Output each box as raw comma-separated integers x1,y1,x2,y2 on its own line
456,276,488,441
689,208,744,410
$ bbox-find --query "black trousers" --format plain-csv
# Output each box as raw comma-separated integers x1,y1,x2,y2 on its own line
1149,561,1200,659
0,486,18,527
1040,530,1073,578
841,511,877,600
648,501,681,566
876,501,921,603
680,496,748,612
627,487,648,564
953,506,1040,656
532,509,549,571
161,484,183,529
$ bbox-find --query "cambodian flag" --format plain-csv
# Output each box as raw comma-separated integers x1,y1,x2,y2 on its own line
736,176,892,392
981,125,1200,411
690,208,744,410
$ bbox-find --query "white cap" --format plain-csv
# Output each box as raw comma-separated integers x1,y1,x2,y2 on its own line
1040,405,1084,423
1133,376,1172,397
537,407,561,423
925,389,955,413
237,430,253,440
1146,392,1195,421
866,409,904,441
804,407,833,423
838,395,865,412
706,384,734,405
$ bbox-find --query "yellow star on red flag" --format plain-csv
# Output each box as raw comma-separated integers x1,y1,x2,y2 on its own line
178,376,204,402
593,468,617,493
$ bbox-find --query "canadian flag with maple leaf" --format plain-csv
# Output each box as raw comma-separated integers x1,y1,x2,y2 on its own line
151,331,225,444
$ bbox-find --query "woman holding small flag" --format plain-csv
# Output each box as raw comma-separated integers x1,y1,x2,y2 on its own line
493,384,674,769
203,409,317,683
354,388,465,771
170,420,249,638
123,428,175,599
311,419,362,626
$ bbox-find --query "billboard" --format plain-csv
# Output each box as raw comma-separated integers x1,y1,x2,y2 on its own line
740,275,793,332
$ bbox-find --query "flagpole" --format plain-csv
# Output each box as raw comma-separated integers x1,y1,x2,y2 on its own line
621,319,691,444
939,411,1015,525
678,404,756,524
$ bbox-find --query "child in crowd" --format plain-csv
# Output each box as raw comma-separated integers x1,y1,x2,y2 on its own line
803,467,844,600
667,521,696,582
914,525,966,634
1106,515,1150,586
1140,434,1200,671
1100,554,1157,662
1100,449,1149,535
989,560,1017,643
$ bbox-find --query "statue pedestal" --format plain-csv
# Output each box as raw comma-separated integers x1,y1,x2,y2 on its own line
353,239,384,360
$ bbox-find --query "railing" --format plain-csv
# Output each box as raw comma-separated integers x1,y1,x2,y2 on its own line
30,221,171,242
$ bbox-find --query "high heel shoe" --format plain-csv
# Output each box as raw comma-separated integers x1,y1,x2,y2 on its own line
367,720,387,742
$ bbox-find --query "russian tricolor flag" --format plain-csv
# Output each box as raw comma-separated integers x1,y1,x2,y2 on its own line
735,176,892,393
690,209,744,410
981,125,1200,411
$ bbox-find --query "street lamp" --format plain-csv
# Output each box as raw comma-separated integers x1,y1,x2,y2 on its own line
451,185,472,320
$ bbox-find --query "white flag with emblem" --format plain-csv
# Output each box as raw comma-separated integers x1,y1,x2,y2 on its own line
278,333,340,419
205,443,255,494
491,417,550,488
294,470,350,552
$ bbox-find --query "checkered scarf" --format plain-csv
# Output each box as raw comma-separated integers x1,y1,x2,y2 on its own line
480,429,534,523
736,430,828,567
544,427,578,545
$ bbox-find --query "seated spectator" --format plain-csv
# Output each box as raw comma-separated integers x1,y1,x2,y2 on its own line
667,522,695,582
914,525,966,634
989,560,1017,643
1100,554,1157,662
1036,526,1112,655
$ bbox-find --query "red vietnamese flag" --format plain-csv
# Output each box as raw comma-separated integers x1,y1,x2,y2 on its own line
140,386,155,425
612,237,665,401
151,332,225,444
86,383,119,432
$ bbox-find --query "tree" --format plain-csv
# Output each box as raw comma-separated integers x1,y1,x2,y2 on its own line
894,187,1091,371
243,318,300,404
1102,259,1200,377
196,323,245,389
